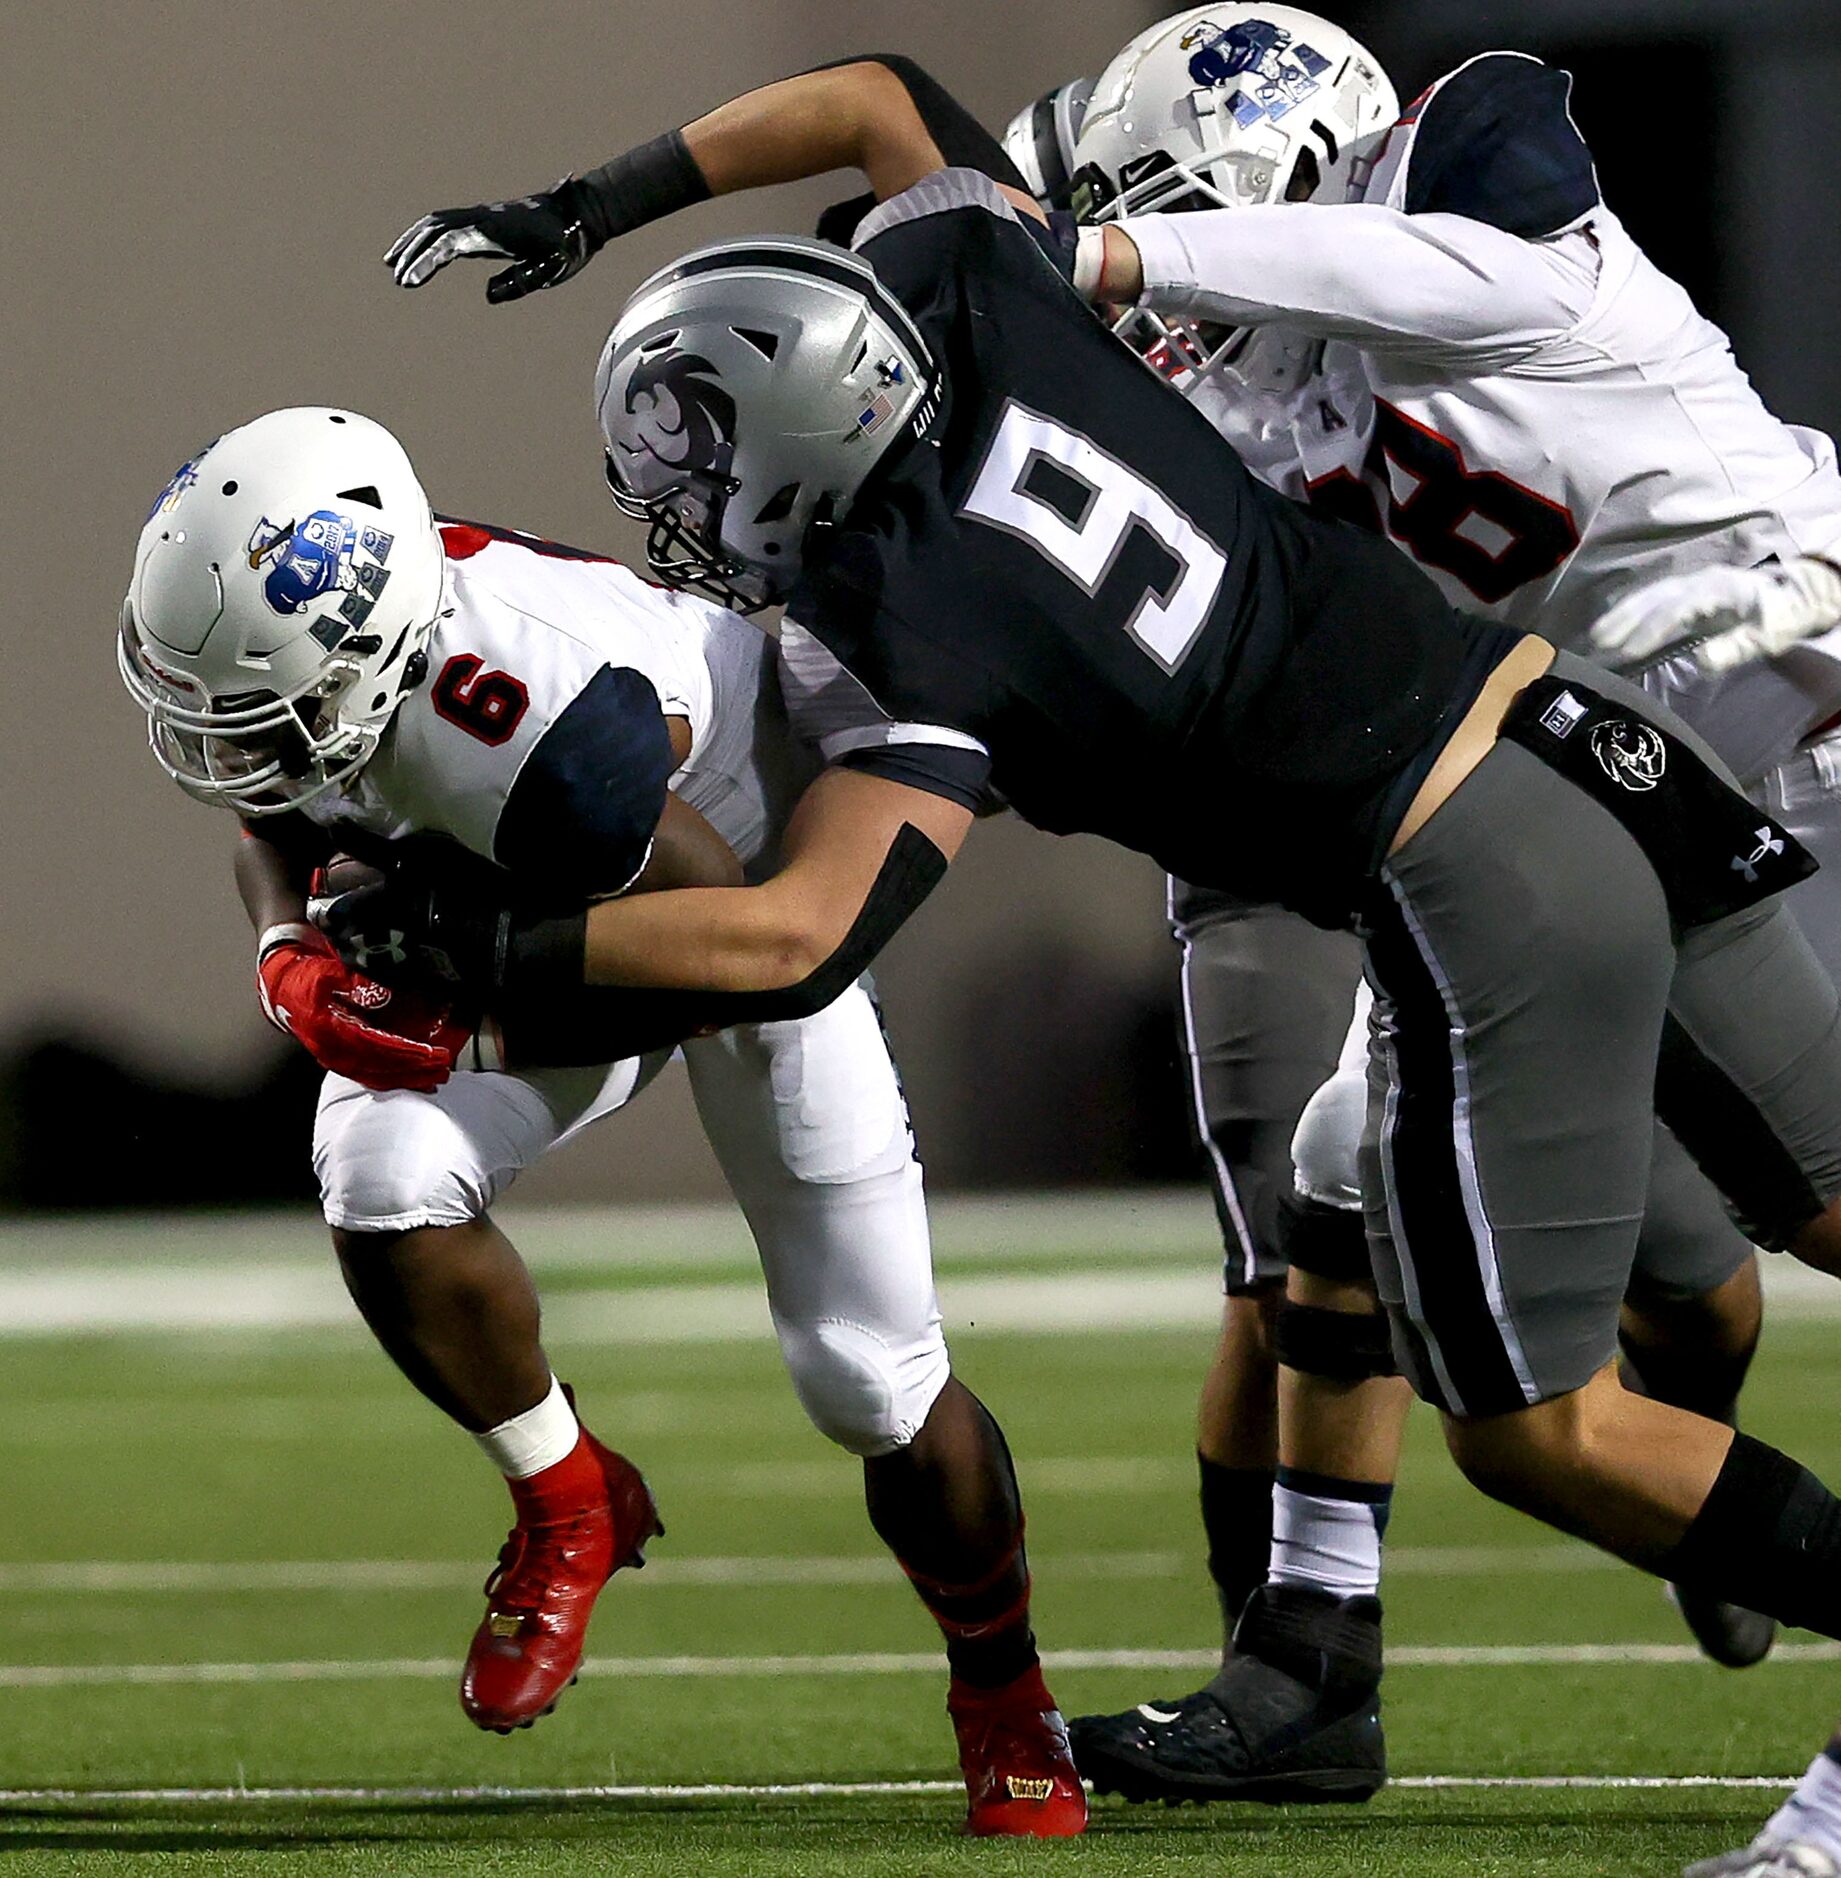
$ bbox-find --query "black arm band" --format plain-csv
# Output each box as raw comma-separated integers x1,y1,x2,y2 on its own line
496,823,948,1066
570,129,711,246
839,743,991,814
809,54,1029,193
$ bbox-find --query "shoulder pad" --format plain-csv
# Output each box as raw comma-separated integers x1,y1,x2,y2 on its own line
1388,53,1600,238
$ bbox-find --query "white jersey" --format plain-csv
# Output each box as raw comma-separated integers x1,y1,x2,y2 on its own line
300,519,847,884
1119,52,1841,754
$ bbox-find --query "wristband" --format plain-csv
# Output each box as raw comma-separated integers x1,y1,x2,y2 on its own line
1072,225,1108,301
571,130,711,246
256,920,318,966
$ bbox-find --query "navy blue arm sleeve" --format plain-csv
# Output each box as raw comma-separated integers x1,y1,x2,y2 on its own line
493,665,676,902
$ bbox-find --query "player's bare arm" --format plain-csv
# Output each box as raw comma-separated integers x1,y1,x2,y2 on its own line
577,768,970,992
386,56,1043,303
319,767,967,1027
630,789,744,893
234,820,315,933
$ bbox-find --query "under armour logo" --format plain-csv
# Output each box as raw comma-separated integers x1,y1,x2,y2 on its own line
350,929,408,972
1731,826,1786,884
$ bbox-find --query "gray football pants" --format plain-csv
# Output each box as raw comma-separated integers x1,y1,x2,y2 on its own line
1359,668,1841,1418
1169,893,1752,1305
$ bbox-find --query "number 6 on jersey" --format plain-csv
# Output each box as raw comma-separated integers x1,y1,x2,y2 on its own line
960,402,1228,674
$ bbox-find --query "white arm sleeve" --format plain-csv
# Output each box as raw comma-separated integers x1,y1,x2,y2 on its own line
1119,203,1594,367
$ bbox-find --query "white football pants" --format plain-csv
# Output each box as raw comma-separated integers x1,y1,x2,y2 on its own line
313,979,950,1457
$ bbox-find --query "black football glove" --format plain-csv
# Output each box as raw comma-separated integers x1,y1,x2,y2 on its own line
314,859,585,1002
385,132,711,304
385,179,601,305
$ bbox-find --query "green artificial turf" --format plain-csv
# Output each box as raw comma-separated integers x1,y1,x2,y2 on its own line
0,1210,1833,1875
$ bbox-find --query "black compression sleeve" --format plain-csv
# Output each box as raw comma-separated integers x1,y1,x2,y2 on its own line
839,743,991,814
570,130,711,244
808,55,1029,193
496,822,949,1064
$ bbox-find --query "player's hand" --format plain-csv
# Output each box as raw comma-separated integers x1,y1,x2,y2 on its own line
256,924,466,1092
1591,558,1841,676
312,871,506,992
385,179,599,303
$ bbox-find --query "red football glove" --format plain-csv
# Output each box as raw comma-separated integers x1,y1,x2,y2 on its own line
256,922,474,1092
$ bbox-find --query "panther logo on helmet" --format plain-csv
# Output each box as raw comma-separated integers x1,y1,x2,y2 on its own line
1590,719,1667,792
1181,17,1330,122
622,352,737,476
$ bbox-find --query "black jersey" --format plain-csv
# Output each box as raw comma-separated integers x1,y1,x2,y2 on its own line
790,169,1521,925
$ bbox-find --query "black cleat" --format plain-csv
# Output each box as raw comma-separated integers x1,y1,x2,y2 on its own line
1069,1584,1386,1806
1669,1581,1777,1669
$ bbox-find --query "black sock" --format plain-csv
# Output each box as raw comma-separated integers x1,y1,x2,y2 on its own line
1665,1433,1841,1637
864,1383,1038,1688
1199,1456,1276,1642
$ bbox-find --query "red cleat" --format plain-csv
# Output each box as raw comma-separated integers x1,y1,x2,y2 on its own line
460,1421,662,1734
948,1665,1089,1837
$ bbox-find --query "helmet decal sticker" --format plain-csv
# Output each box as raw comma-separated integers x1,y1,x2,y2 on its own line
146,444,214,520
853,356,909,441
1182,17,1331,124
246,511,395,642
622,352,737,475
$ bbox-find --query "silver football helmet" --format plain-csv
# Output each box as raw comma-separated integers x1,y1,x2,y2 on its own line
596,235,936,609
120,407,445,815
1072,5,1397,397
1001,77,1097,210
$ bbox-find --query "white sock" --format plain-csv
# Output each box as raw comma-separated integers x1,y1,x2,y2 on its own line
473,1374,579,1479
1765,1746,1841,1859
1268,1475,1389,1599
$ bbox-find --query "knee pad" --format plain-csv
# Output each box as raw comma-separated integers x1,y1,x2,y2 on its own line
1278,1191,1371,1283
1273,1300,1398,1383
313,1089,489,1232
1290,1068,1365,1209
777,1316,949,1458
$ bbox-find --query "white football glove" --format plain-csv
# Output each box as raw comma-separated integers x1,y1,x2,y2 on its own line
1591,557,1841,676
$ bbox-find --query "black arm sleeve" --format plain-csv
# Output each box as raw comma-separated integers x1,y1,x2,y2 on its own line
838,743,992,814
495,822,949,1064
807,55,1029,193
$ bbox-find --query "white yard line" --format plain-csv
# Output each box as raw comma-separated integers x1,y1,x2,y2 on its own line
0,1543,1619,1595
5,1639,1838,1688
0,1775,1799,1803
0,1196,1831,1337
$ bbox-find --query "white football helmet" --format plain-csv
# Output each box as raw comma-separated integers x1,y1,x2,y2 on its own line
1001,77,1097,209
597,236,935,609
120,407,445,815
1073,6,1397,396
1073,6,1397,221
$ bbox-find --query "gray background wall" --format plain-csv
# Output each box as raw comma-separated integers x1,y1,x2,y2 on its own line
6,1,1838,1206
